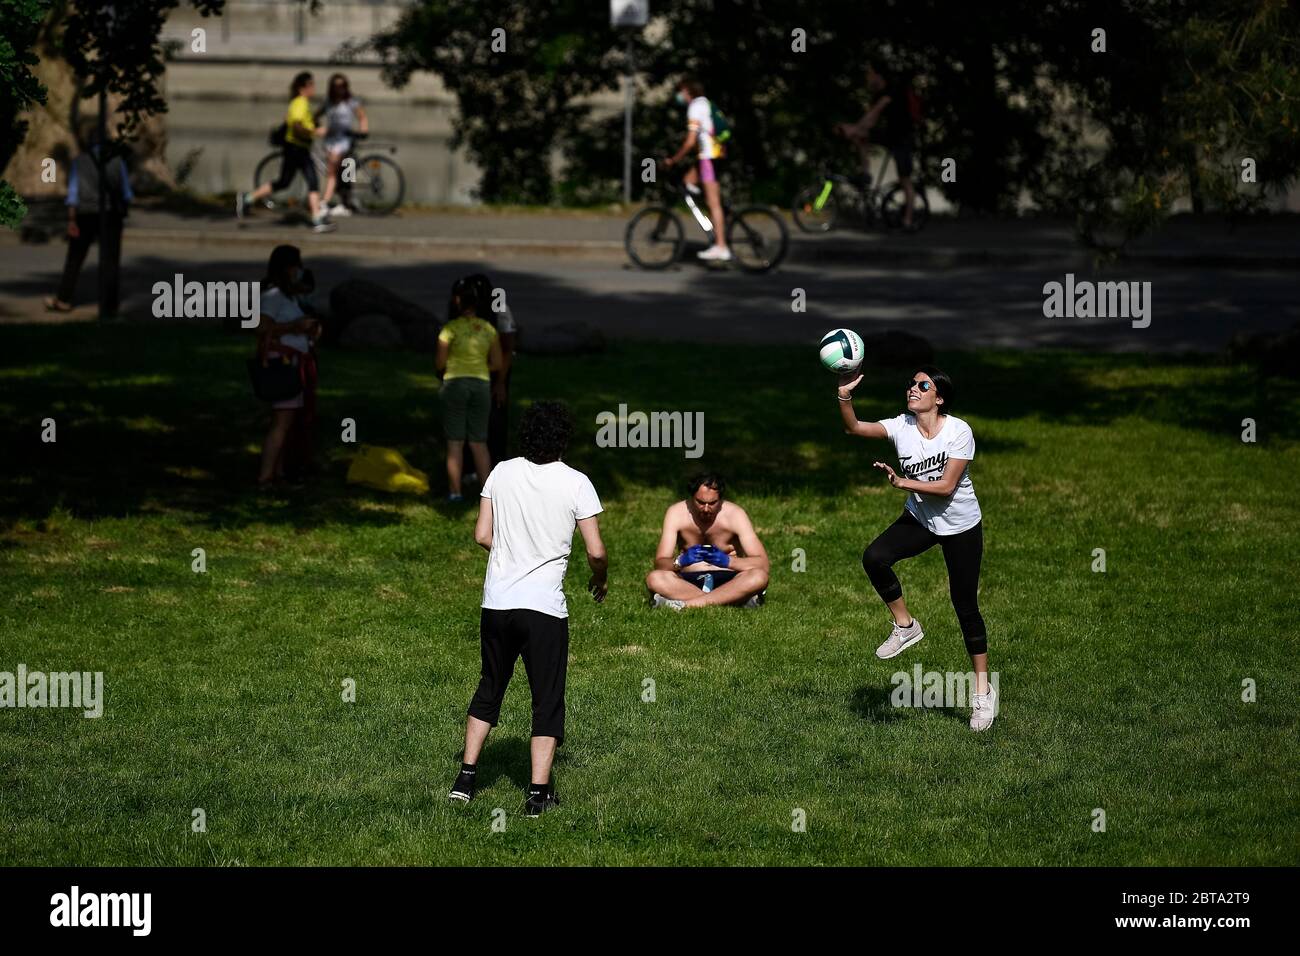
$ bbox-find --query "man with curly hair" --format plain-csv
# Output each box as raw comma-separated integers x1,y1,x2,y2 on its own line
448,401,608,817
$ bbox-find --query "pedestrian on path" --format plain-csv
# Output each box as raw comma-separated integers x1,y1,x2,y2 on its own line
44,117,133,315
237,72,335,234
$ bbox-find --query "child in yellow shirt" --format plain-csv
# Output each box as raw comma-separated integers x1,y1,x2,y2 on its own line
437,277,503,501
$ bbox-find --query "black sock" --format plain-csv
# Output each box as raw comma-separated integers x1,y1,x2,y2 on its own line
528,782,551,799
460,762,476,775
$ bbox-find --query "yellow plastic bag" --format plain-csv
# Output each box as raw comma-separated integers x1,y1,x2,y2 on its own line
346,444,430,496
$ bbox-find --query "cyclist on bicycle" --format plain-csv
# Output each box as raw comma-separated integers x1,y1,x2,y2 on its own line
834,61,918,230
663,76,731,262
316,73,369,218
237,72,334,233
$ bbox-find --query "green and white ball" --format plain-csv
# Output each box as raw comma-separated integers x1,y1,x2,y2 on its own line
819,328,865,373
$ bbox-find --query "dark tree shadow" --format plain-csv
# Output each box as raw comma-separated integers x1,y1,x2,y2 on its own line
2,250,1295,532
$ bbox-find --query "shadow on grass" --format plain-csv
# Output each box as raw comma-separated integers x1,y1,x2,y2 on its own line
850,684,909,723
1,322,1296,532
455,735,532,797
850,684,971,726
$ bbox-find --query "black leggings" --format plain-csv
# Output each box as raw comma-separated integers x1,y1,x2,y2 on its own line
862,511,987,656
272,143,319,193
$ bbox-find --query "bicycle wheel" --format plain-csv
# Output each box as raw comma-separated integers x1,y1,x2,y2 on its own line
727,206,789,273
625,206,685,270
352,154,405,215
253,151,308,210
792,181,839,233
881,183,930,230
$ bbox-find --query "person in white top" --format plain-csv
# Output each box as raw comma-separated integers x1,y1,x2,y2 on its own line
316,73,368,216
663,75,731,262
449,401,608,816
837,365,997,731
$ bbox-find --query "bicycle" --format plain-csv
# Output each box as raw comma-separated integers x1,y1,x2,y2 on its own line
253,133,406,216
625,163,789,273
792,148,929,233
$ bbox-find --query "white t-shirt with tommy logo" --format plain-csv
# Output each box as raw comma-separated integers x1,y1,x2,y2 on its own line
877,413,981,536
480,457,603,619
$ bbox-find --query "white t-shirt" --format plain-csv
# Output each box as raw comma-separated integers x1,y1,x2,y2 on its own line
261,287,309,354
323,97,361,140
481,457,603,618
686,96,716,160
877,413,982,535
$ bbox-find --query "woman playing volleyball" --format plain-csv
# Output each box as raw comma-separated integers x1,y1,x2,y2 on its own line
837,367,996,731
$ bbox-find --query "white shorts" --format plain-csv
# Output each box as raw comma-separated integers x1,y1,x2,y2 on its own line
325,137,353,158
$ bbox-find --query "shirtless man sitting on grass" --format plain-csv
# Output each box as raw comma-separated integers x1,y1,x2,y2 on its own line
646,472,769,610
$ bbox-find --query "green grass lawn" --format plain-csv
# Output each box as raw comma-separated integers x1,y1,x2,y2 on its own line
1,324,1297,865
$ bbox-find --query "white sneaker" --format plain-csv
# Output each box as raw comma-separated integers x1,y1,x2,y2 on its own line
311,215,336,234
970,684,998,732
651,593,686,611
874,618,924,659
328,203,353,217
697,245,733,262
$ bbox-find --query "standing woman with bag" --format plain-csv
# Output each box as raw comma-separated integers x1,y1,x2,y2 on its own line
252,245,321,487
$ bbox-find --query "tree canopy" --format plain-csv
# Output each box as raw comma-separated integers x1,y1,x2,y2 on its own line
369,0,1300,229
2,0,229,229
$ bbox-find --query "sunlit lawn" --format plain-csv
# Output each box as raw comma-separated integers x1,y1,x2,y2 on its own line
1,324,1297,865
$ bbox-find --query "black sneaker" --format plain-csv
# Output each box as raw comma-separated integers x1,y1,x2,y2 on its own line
523,790,560,817
448,769,476,803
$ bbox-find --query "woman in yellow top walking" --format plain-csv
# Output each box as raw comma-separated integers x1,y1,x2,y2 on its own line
237,72,334,233
437,277,503,502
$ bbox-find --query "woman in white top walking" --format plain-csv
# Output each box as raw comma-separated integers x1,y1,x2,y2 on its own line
837,366,996,731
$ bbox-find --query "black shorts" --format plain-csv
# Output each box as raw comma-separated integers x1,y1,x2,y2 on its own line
679,569,738,589
889,143,915,179
467,607,569,744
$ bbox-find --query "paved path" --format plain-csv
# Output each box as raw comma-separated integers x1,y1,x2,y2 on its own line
13,202,1300,268
3,226,1293,352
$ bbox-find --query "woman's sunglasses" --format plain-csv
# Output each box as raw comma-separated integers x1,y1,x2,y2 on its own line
907,379,935,393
